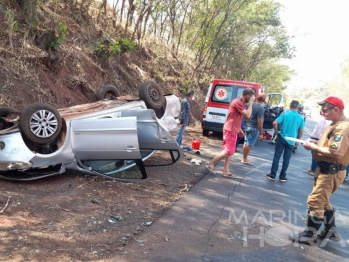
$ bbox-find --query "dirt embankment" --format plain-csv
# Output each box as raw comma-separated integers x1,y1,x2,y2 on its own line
0,127,221,261
0,2,207,126
0,3,213,260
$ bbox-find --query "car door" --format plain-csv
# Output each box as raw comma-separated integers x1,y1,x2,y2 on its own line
263,93,283,130
120,109,181,166
71,116,141,160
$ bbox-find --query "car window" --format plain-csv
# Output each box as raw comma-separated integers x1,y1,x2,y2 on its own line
265,94,283,107
211,85,245,104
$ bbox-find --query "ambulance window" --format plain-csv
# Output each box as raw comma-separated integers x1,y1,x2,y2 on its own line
212,85,246,104
237,88,244,98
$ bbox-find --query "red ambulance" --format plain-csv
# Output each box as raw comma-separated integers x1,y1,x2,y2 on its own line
201,79,282,136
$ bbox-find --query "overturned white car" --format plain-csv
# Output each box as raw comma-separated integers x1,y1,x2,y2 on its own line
0,81,181,181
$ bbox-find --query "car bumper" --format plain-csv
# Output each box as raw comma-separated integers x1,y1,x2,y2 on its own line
201,120,223,133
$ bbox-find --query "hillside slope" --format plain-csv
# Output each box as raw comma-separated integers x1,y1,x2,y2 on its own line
0,1,205,125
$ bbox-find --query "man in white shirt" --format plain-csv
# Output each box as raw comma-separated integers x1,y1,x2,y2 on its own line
303,115,331,175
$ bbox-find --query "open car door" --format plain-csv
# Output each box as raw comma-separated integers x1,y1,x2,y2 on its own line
263,93,284,130
71,110,180,181
120,110,181,168
71,117,150,180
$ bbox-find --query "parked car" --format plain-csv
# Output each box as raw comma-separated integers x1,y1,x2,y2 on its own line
0,81,181,182
303,108,311,117
262,94,284,129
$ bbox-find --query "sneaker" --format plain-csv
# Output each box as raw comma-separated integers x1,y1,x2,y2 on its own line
345,177,347,180
279,177,288,182
266,174,275,181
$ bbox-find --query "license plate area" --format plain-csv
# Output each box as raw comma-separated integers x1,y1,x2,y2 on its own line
210,114,224,120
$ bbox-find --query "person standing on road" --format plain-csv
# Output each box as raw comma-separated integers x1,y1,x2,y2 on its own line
266,100,304,182
207,88,255,178
303,115,331,175
241,93,266,165
175,90,194,146
289,96,349,245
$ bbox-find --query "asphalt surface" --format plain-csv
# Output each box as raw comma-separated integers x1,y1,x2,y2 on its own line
120,118,349,262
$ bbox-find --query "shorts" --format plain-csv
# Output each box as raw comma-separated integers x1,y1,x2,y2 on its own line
244,127,259,147
223,130,238,155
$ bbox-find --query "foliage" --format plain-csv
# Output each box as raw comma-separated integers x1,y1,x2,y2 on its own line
15,0,295,95
156,71,164,80
180,80,193,94
119,38,137,52
95,37,137,57
49,21,68,49
248,61,292,93
5,9,18,32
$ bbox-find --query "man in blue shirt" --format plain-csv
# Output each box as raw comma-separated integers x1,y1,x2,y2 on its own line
266,100,305,181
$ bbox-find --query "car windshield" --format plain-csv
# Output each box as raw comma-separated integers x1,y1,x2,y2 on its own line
265,94,283,107
211,85,246,104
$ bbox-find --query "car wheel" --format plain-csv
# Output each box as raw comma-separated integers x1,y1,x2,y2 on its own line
202,129,209,136
96,85,121,100
19,103,62,144
138,81,165,110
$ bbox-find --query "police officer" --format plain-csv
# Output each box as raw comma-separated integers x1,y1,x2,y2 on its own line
289,96,349,245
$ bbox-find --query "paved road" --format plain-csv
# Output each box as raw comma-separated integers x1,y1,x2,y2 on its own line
118,119,349,261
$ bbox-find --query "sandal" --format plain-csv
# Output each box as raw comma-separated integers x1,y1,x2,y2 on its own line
221,173,237,178
241,161,253,166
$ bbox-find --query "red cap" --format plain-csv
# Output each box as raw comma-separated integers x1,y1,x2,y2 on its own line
318,96,344,109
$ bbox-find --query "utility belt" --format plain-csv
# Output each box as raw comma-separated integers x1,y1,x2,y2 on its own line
317,161,347,174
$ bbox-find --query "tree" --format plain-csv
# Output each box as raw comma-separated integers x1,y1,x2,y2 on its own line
18,0,37,29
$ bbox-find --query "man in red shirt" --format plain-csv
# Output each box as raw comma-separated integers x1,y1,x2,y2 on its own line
207,88,255,177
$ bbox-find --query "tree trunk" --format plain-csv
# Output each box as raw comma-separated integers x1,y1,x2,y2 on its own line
18,0,37,29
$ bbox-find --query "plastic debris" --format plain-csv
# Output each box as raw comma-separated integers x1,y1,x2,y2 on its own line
164,236,169,242
190,158,202,165
183,146,194,152
111,215,122,220
179,184,189,194
237,236,247,241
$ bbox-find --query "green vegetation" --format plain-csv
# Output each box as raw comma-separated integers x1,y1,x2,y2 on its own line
5,9,18,32
180,80,193,94
95,37,137,57
49,21,68,49
5,0,301,94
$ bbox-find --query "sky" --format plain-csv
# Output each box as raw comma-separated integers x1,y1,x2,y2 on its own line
278,0,349,89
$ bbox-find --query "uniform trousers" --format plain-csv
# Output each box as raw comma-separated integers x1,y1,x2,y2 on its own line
307,168,346,217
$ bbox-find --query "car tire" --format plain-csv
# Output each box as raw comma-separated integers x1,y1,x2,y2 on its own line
19,103,62,144
0,107,19,116
138,81,165,110
96,85,121,100
202,129,209,136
